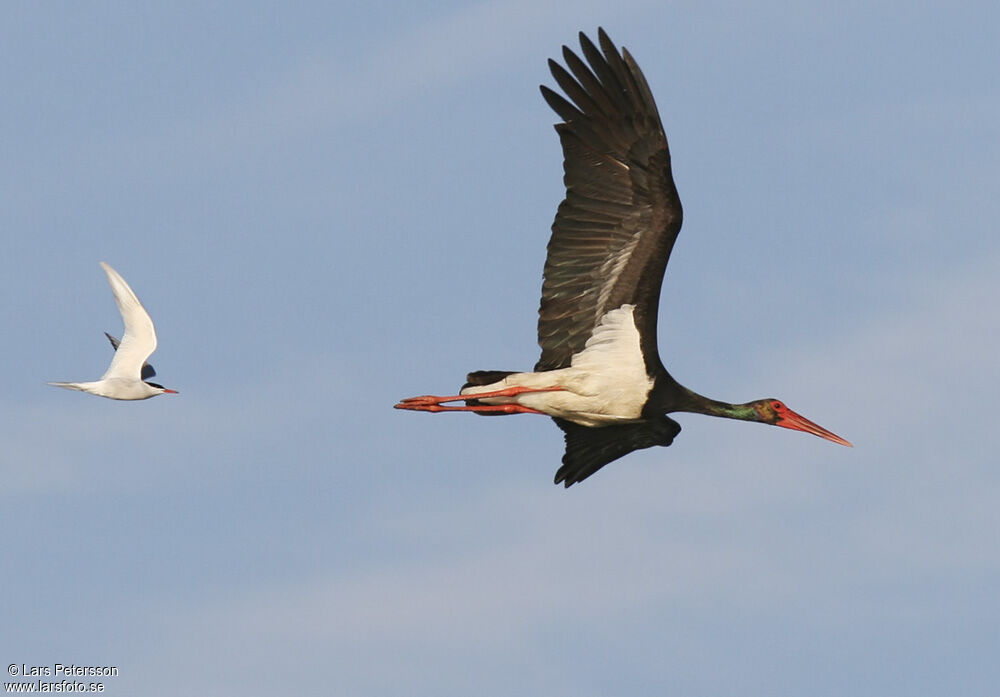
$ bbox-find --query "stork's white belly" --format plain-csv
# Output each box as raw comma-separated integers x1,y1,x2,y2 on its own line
461,304,655,427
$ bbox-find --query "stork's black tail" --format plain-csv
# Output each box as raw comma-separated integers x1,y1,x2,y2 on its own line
461,370,518,415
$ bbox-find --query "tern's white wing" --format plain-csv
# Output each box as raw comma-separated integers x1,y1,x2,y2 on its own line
98,261,158,381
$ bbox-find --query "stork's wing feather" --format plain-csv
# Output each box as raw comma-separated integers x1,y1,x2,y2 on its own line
98,262,158,381
536,28,683,371
553,415,681,487
104,332,156,380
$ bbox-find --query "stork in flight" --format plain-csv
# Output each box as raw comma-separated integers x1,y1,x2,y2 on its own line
396,29,850,486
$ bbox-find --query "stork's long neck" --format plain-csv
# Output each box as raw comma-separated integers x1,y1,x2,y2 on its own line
652,377,760,422
686,393,759,421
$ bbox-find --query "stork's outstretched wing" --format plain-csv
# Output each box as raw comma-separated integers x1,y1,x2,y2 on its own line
553,415,681,487
537,28,683,372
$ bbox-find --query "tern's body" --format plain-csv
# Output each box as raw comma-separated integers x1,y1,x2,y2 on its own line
50,262,177,401
49,376,169,401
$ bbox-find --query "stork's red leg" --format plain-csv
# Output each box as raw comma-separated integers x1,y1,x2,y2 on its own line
394,402,546,415
394,384,563,415
396,385,562,407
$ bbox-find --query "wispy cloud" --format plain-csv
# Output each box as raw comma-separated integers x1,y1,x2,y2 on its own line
13,0,651,198
0,351,351,496
101,252,1000,695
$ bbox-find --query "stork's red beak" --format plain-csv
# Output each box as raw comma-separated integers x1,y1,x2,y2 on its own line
776,408,852,447
164,389,179,394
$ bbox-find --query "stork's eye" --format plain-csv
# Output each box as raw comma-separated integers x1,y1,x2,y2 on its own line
773,402,784,411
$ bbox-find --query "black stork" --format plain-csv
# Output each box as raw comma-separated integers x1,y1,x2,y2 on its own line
395,28,850,487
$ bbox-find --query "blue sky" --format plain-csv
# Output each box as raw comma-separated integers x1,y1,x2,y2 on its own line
2,1,998,695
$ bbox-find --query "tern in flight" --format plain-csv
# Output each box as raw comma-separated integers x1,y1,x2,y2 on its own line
395,29,849,486
50,262,178,400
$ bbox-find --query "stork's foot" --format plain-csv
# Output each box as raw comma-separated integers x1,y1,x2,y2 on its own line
396,394,451,406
